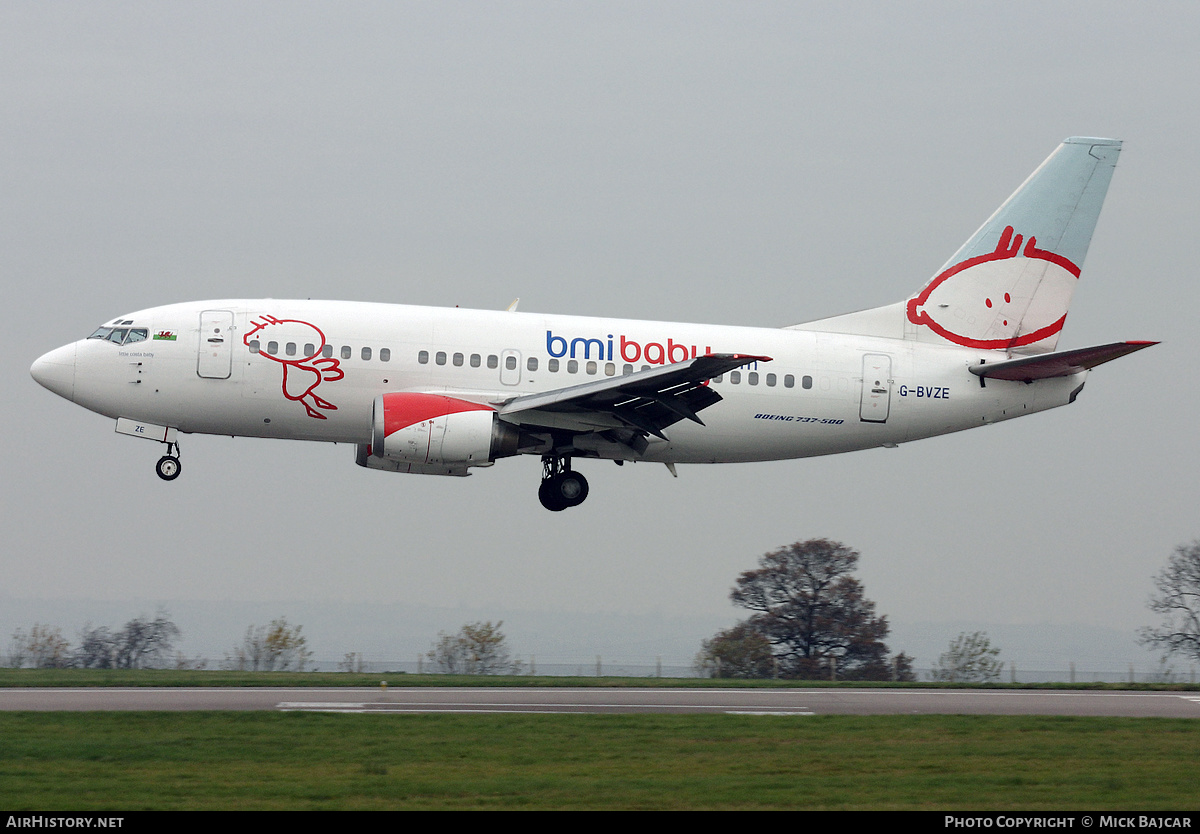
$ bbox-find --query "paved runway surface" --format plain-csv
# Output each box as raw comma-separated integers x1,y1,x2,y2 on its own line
2,687,1199,717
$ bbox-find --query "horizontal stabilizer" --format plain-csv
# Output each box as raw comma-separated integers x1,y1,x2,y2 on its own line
969,341,1157,382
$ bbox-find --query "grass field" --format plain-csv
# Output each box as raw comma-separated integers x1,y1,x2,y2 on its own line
1,711,1198,810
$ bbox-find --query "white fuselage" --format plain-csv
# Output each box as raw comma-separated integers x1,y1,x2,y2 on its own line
33,299,1086,465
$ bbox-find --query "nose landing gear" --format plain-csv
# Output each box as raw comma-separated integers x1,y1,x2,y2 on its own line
538,456,588,511
155,442,182,481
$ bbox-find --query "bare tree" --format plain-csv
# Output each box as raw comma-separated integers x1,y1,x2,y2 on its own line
113,611,181,669
929,631,1002,682
3,634,26,668
225,617,311,671
1139,541,1200,664
8,624,72,668
75,625,116,669
338,652,365,673
426,621,521,675
725,539,899,680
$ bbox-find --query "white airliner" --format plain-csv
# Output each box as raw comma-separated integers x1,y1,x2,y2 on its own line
32,137,1154,510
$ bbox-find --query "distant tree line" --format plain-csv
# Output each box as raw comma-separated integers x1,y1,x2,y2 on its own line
1,611,309,672
2,613,524,676
32,544,1200,681
5,610,196,670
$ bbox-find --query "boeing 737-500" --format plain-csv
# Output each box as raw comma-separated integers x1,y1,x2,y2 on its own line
31,137,1155,510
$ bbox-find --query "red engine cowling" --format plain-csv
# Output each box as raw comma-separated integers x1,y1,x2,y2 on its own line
369,393,519,468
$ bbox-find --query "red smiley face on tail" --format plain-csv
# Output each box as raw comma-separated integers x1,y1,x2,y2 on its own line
906,226,1081,350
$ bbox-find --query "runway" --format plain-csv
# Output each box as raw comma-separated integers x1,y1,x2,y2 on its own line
2,686,1199,717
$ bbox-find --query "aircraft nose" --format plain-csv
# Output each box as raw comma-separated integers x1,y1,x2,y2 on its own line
31,343,77,401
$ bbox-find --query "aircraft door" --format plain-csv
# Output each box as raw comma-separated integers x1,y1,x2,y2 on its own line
197,310,234,379
500,349,521,385
859,353,892,423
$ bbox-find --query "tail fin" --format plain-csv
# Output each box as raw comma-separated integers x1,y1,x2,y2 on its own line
905,137,1121,354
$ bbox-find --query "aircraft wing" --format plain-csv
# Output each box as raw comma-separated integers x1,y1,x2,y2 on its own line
969,341,1157,382
498,353,771,439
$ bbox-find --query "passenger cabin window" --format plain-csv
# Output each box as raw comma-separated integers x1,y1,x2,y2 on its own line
418,350,429,364
527,357,538,371
361,347,371,360
802,375,812,389
470,354,481,368
487,355,498,369
548,358,560,372
380,348,390,362
505,355,517,371
766,373,776,387
286,342,297,356
304,343,315,357
730,371,741,384
323,345,333,358
340,346,351,360
268,341,279,355
249,340,260,353
567,359,579,374
436,351,447,365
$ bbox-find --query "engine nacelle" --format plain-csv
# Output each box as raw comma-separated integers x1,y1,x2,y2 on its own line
366,393,519,470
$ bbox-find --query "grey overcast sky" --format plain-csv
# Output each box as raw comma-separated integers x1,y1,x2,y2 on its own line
3,2,1197,669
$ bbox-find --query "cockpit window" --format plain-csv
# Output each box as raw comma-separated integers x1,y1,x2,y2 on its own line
88,326,149,345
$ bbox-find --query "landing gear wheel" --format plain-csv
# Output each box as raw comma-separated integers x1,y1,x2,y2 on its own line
538,478,562,512
557,471,589,507
156,455,181,481
538,470,589,511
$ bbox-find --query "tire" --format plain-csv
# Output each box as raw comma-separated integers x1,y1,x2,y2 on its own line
538,477,568,511
538,471,589,511
156,455,181,481
558,471,589,507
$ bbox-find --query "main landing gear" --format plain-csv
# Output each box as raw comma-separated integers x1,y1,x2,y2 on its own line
155,442,182,481
538,456,588,512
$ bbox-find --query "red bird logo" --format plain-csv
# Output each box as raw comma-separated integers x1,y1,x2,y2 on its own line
244,315,344,419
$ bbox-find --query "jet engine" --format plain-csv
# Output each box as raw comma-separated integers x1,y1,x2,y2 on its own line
357,393,520,474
